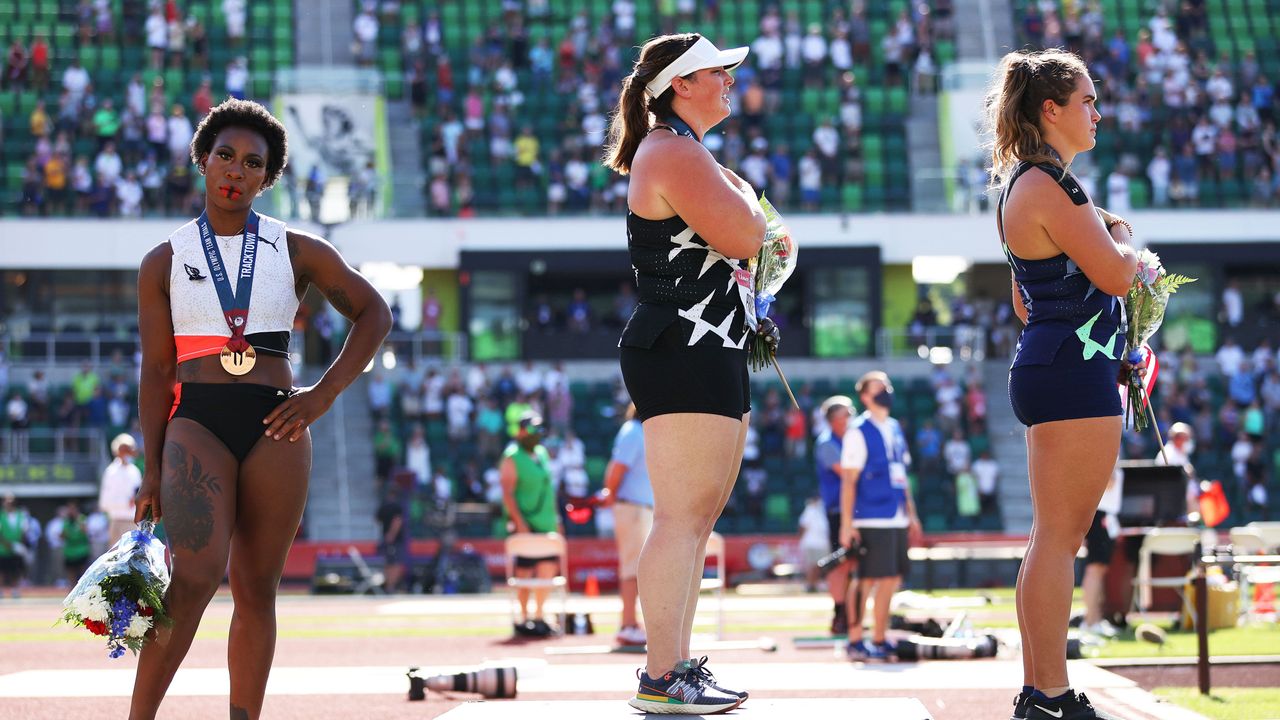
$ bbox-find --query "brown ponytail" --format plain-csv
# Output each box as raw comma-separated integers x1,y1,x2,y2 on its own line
603,33,701,175
984,49,1090,187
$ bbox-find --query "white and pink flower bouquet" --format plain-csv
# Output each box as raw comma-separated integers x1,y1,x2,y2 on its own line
1120,248,1196,431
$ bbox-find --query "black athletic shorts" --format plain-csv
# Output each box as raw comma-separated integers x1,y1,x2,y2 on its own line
1084,510,1115,566
858,526,910,579
514,554,559,570
619,323,751,422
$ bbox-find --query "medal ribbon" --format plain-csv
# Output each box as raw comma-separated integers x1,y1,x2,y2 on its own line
661,114,700,142
196,209,260,354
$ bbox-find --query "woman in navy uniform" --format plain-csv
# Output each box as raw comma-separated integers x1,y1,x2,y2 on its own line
988,50,1138,720
604,33,772,714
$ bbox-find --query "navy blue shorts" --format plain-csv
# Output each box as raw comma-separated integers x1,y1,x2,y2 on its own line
1008,335,1122,427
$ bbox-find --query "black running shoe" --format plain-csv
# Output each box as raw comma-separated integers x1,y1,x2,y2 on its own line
1011,690,1031,720
681,656,747,702
1026,691,1127,720
628,665,743,714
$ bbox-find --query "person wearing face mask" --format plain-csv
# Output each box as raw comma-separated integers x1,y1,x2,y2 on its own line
839,371,921,661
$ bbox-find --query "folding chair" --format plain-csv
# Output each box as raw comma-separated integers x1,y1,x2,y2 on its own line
701,531,727,640
504,532,569,634
1231,525,1280,623
1247,522,1280,552
346,546,386,595
1134,528,1201,613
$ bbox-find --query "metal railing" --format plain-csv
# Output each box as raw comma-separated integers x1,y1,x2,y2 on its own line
0,428,107,463
2,333,138,367
380,331,469,365
874,326,1007,362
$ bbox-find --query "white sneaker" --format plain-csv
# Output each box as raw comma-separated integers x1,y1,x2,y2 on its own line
617,624,647,646
1081,620,1119,639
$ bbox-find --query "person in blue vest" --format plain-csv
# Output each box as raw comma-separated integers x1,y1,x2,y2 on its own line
839,371,921,660
814,395,855,635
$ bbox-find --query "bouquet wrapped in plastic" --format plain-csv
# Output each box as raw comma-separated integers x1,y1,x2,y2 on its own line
1120,248,1195,431
60,518,171,658
747,195,799,405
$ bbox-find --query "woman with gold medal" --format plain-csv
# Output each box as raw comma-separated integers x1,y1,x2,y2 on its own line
130,98,391,720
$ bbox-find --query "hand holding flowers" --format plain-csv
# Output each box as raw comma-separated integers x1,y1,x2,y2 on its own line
59,517,171,658
1120,248,1196,431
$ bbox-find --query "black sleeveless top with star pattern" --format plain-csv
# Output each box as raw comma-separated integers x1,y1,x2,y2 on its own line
619,212,752,351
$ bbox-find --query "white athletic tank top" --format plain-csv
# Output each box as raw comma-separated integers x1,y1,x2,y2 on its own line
167,213,298,362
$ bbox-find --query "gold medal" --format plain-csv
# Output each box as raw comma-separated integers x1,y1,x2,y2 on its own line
219,345,257,375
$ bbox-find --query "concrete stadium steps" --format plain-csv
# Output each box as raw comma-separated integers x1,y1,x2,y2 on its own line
305,372,379,541
983,361,1032,533
955,0,1017,61
386,100,424,217
295,0,355,66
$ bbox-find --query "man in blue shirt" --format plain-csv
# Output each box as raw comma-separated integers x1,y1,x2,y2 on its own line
814,395,854,635
601,403,654,646
840,371,921,660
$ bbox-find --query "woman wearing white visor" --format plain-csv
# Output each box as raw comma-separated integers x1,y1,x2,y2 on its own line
605,33,769,714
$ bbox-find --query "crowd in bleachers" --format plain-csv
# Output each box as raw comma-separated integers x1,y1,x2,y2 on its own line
0,0,291,217
362,354,1005,541
1142,336,1280,519
1018,0,1280,208
2,356,141,456
356,0,954,215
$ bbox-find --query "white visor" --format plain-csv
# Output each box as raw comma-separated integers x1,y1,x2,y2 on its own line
645,36,749,99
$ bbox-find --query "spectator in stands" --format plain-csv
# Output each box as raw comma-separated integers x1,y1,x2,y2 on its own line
166,104,194,166
972,449,1000,514
225,58,249,101
354,4,379,66
146,6,168,70
20,157,44,215
29,34,49,92
4,39,27,90
943,428,971,477
222,0,246,46
373,418,401,483
404,424,430,485
840,371,920,661
989,48,1139,720
193,79,214,119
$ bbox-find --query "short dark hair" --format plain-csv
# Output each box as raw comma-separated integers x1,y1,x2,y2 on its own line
189,98,289,189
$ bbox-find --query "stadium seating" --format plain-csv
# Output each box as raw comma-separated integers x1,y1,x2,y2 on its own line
364,0,928,214
0,0,294,212
1014,0,1280,208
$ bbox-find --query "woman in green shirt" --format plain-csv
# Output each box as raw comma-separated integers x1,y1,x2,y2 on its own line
499,412,562,634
